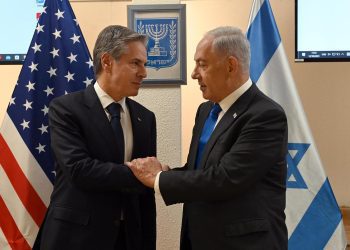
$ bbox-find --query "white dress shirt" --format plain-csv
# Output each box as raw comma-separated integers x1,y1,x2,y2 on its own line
94,82,133,162
154,78,253,199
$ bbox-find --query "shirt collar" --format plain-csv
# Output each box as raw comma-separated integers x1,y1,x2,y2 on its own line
218,78,252,113
94,81,127,111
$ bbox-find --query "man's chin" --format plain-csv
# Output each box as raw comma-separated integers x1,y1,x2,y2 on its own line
201,91,209,100
129,89,139,97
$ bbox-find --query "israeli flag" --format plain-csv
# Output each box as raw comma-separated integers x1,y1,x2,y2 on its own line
247,0,347,249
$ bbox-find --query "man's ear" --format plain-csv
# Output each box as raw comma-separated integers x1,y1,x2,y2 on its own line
227,56,239,74
101,53,113,73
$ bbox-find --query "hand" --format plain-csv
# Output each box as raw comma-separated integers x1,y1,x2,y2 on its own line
161,164,170,171
126,157,162,188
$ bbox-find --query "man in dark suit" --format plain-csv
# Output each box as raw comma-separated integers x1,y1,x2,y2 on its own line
33,25,156,250
127,26,288,250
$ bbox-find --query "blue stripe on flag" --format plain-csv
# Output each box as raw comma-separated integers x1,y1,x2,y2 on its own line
247,0,281,82
288,178,342,249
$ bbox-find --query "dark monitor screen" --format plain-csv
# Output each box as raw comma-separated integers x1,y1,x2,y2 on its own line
295,0,350,62
0,0,44,65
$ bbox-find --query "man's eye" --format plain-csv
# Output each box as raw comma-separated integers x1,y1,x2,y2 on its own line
131,61,139,66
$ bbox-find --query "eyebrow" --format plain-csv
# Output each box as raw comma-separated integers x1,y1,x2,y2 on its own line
132,58,146,63
132,58,148,66
195,58,207,63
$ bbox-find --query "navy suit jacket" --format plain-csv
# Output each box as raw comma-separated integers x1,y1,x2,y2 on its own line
34,84,156,250
159,84,288,250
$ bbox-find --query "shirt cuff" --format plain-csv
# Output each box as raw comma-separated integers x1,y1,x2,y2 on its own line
154,171,162,195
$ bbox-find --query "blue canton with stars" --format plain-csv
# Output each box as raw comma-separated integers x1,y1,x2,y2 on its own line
6,0,95,183
286,143,310,189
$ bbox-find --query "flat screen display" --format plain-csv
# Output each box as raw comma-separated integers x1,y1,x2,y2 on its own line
295,0,350,62
0,0,44,64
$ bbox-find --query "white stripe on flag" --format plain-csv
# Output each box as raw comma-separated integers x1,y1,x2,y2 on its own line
0,165,38,246
1,113,53,206
0,228,11,250
247,0,263,30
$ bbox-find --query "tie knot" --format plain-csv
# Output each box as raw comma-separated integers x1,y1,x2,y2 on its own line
210,103,221,118
107,103,122,118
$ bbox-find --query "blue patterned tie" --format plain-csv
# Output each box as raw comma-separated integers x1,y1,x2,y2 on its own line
195,103,222,168
106,103,125,163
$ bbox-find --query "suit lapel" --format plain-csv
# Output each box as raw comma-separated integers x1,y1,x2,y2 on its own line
197,84,259,169
83,85,118,154
126,98,144,159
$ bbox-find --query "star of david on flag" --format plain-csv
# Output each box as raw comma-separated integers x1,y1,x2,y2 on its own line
247,0,347,249
0,0,94,248
287,143,309,189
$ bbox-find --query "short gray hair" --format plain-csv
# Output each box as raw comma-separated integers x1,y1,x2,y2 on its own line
93,25,147,77
206,26,250,73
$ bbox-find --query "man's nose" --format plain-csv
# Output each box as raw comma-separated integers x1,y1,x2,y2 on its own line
139,65,147,78
191,67,199,79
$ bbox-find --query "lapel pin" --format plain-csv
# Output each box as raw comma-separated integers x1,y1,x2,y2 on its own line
137,117,142,122
233,113,237,119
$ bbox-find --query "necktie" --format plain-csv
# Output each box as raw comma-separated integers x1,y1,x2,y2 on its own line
106,103,125,163
195,103,222,168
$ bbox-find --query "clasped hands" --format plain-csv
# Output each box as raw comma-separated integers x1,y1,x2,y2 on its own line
126,157,169,188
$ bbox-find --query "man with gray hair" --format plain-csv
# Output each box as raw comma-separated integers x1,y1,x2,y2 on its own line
127,26,288,249
34,25,157,250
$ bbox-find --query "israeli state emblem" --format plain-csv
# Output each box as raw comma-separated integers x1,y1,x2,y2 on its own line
136,18,178,70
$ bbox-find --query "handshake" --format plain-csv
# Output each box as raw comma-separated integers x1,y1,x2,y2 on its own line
126,157,170,188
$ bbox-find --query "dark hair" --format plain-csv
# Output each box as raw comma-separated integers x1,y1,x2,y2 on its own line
93,25,147,76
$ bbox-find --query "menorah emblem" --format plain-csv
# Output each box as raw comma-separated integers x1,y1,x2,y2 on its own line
136,18,178,70
145,24,169,57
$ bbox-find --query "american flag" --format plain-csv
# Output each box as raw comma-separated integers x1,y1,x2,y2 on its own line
0,0,94,248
